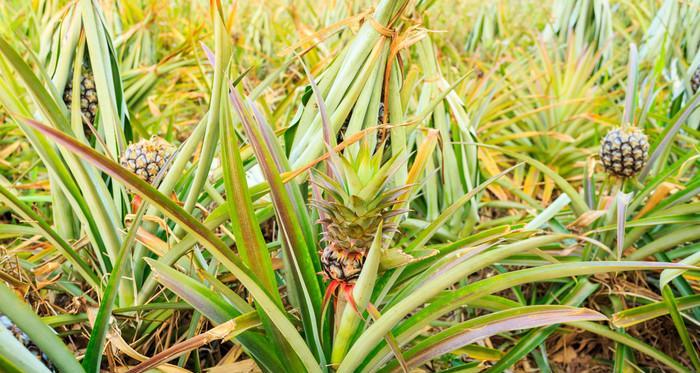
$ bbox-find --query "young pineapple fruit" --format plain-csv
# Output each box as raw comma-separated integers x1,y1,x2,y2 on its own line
314,141,405,284
0,315,55,371
120,137,173,184
691,68,700,94
337,102,385,143
63,66,98,130
600,127,649,178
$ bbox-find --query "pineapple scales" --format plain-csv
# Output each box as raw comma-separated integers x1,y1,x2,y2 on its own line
314,141,405,284
120,137,174,184
63,65,98,130
600,127,649,178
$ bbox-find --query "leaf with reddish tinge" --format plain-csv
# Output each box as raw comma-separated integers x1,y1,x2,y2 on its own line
146,258,239,323
612,294,700,328
229,86,325,363
386,306,606,372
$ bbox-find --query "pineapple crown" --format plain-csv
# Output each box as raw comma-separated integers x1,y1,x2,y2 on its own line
312,140,407,215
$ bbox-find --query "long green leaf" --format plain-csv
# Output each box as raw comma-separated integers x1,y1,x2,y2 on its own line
80,0,127,158
230,86,325,364
381,306,607,371
612,294,700,328
220,107,280,300
220,85,303,370
627,225,700,260
82,196,149,372
345,234,572,372
486,279,600,372
661,286,700,370
146,259,242,323
173,0,231,242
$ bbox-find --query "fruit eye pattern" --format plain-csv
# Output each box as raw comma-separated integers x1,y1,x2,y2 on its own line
321,247,365,282
63,68,98,127
600,127,649,178
120,137,173,185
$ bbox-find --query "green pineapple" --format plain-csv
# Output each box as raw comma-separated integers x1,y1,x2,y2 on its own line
337,102,385,143
600,127,649,178
314,141,405,284
120,137,174,184
63,65,98,131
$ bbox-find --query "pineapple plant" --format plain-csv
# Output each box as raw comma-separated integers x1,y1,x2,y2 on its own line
120,137,174,184
3,0,700,372
599,126,649,178
314,140,404,285
62,65,98,131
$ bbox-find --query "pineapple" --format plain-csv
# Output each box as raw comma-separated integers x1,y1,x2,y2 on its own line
120,137,173,184
0,314,55,371
337,102,385,143
600,127,649,178
63,66,98,131
260,217,277,243
314,141,405,284
691,68,700,94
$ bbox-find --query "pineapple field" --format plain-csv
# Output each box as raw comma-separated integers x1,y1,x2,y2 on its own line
1,0,700,371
